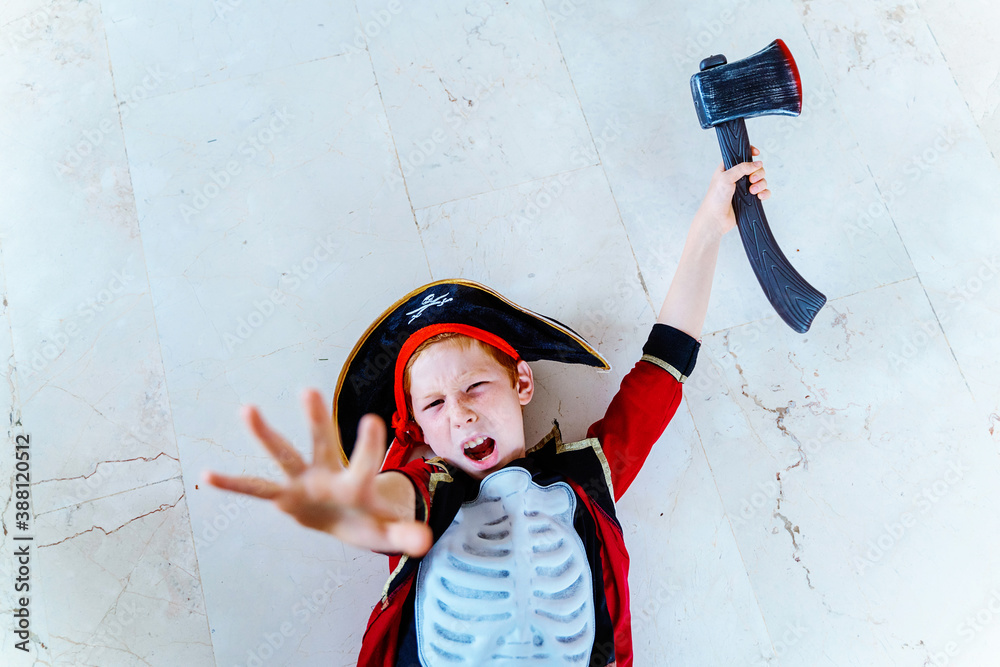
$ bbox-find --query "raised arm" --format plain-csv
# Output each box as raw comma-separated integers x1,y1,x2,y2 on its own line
657,149,769,339
202,390,431,557
587,152,770,500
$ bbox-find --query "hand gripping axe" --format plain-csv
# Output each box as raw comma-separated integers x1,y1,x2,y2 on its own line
690,39,826,333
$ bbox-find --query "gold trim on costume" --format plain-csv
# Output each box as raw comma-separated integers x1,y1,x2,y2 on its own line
555,437,597,454
425,458,454,496
526,422,563,456
640,353,688,384
414,485,429,523
380,556,408,609
379,459,453,608
525,423,616,504
557,437,616,503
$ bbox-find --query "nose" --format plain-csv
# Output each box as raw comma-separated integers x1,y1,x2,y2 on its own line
448,395,477,425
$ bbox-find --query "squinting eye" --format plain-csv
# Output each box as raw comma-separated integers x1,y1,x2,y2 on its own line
423,383,485,411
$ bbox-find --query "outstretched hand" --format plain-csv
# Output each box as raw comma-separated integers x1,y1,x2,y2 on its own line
697,145,770,239
202,389,432,557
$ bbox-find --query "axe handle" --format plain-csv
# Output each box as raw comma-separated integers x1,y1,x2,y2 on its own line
713,118,827,333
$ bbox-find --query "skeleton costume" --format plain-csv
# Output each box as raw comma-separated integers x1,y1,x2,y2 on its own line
332,280,700,667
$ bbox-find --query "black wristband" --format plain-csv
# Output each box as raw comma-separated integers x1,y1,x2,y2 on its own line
640,323,701,383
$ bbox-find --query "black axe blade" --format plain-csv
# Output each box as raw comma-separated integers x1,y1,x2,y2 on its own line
690,39,826,334
691,39,802,129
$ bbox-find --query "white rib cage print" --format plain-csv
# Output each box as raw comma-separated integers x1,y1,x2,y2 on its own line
415,467,595,665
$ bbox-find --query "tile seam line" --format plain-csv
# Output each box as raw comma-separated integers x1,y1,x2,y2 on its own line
540,0,656,316
685,398,777,658
548,22,820,651
921,12,999,166
354,4,433,280
1,239,20,430
0,5,53,32
889,5,981,402
699,275,921,338
861,169,972,398
102,49,358,104
97,0,217,657
796,5,972,400
34,474,184,517
794,17,921,282
412,163,596,214
799,8,973,403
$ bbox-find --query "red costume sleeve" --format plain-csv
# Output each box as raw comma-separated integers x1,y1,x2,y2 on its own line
359,457,446,666
372,456,440,571
585,324,700,502
383,457,434,523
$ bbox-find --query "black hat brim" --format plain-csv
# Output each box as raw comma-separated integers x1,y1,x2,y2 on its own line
332,278,610,463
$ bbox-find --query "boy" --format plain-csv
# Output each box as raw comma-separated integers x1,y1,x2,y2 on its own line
203,151,770,665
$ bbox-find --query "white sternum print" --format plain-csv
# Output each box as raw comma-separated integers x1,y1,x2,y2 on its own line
414,467,595,665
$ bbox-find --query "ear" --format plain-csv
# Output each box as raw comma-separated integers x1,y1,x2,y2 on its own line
515,359,533,405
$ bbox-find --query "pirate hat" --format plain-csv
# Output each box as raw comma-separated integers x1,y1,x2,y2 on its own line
332,278,610,470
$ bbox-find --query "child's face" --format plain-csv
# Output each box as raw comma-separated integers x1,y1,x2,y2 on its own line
407,339,533,480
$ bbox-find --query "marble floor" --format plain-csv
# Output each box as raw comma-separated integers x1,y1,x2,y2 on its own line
2,0,999,665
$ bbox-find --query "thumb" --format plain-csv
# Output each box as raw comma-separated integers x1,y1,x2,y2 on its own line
386,521,433,556
726,160,761,183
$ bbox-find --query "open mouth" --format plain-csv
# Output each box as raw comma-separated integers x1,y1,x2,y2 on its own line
463,436,496,462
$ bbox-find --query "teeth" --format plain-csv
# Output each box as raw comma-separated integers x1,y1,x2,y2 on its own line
464,436,488,449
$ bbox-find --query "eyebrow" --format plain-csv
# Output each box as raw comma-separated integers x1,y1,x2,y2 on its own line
414,373,490,402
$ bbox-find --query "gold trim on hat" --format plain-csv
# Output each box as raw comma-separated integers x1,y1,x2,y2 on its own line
332,278,612,467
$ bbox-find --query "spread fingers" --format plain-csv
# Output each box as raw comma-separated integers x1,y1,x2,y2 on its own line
243,405,307,477
304,389,346,470
202,470,283,500
349,414,388,478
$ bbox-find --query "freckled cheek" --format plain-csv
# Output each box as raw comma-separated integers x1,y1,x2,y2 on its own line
425,418,446,444
414,415,441,449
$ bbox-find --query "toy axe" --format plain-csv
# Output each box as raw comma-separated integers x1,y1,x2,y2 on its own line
690,39,826,333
